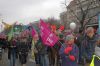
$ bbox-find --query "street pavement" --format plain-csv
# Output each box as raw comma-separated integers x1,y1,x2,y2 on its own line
0,50,36,66
0,50,83,66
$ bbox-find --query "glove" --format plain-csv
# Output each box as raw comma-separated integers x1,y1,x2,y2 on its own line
69,55,75,61
64,47,72,54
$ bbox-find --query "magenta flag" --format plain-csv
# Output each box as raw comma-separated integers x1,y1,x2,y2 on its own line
31,27,36,37
40,19,59,47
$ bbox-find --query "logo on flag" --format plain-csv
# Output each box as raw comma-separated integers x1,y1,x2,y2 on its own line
40,19,59,47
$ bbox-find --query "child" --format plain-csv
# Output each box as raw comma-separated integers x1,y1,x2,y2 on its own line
59,34,79,66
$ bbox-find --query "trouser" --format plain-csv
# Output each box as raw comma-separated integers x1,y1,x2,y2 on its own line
85,59,92,66
35,53,40,64
19,53,28,64
10,52,16,66
40,54,49,66
0,47,2,60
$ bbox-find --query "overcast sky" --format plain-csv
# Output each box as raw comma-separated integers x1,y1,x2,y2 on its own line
0,0,71,25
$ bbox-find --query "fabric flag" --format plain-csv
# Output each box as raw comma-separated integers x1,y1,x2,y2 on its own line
31,26,37,61
8,22,17,41
40,19,59,47
90,55,100,66
8,26,14,41
31,39,35,62
31,27,36,37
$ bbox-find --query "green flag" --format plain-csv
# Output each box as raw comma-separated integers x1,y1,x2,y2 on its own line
8,26,14,41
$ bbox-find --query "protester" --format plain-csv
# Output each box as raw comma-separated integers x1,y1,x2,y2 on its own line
81,27,97,66
35,36,49,66
93,35,100,66
34,37,41,66
8,37,18,66
59,34,79,66
18,37,29,66
75,29,85,64
0,37,3,60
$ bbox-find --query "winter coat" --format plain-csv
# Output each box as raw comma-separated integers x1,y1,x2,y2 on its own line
18,42,29,64
59,44,79,66
81,35,97,63
35,39,48,55
18,42,29,55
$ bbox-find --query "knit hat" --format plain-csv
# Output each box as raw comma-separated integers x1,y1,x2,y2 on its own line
65,34,74,41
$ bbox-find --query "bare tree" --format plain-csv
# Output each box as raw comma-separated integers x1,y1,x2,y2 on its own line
63,0,100,31
46,17,61,28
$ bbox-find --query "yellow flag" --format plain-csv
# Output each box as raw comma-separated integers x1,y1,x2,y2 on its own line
90,55,95,66
31,39,35,60
90,55,100,66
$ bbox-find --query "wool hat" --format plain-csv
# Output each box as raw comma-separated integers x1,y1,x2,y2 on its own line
65,34,74,41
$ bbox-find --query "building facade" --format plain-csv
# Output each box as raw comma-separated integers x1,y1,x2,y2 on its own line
60,0,100,31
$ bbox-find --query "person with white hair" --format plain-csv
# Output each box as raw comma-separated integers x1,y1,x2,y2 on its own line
59,34,79,66
81,27,97,66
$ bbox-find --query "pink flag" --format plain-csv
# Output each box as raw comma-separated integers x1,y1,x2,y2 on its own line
31,27,36,37
40,19,59,47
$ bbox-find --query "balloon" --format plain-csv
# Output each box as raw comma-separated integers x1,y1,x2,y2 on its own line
70,22,76,30
59,25,64,31
51,25,56,32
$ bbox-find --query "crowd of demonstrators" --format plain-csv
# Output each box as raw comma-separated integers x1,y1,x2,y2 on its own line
0,25,100,66
8,37,17,66
0,34,8,61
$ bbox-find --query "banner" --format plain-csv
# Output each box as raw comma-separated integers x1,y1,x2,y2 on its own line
40,19,59,47
8,26,14,41
31,27,36,37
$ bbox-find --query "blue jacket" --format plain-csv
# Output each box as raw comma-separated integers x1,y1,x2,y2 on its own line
59,44,79,66
81,35,97,62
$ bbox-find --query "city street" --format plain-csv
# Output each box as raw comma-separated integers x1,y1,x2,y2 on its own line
0,50,36,66
0,50,84,66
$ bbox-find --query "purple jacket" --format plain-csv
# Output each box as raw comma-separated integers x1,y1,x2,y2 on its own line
59,44,79,66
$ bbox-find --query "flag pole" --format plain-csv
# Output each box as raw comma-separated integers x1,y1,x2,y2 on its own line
58,40,65,48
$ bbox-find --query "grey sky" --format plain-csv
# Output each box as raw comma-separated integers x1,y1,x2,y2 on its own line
0,0,71,25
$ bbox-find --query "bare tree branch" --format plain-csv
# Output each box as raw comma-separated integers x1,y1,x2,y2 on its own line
83,12,100,29
84,0,94,17
77,0,84,15
63,0,80,22
67,6,80,22
62,0,99,31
